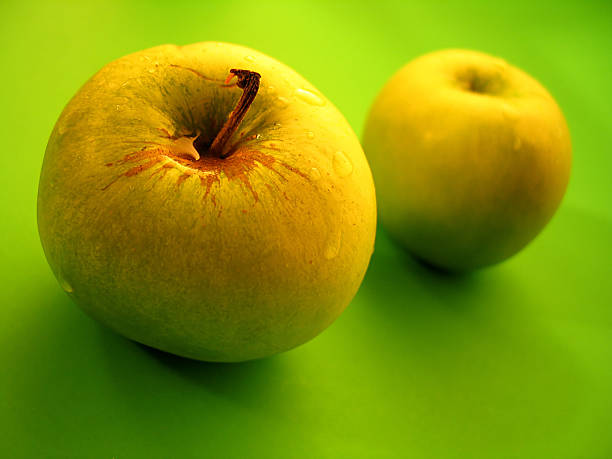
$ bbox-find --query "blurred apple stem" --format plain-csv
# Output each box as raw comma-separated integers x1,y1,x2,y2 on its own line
208,69,261,159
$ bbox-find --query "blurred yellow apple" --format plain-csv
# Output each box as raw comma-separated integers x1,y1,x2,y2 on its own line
363,49,571,271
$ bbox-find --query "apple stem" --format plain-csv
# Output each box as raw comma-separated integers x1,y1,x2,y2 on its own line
208,69,261,159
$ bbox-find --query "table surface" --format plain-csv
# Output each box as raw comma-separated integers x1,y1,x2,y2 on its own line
1,1,611,458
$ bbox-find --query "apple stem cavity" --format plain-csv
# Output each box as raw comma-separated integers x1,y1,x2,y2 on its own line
205,69,261,159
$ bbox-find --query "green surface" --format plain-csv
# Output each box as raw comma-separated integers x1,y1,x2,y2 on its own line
1,1,611,457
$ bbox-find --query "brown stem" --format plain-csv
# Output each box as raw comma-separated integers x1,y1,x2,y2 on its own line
208,69,261,159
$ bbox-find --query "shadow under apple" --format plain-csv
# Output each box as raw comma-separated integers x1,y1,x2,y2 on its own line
138,341,282,394
7,287,300,458
360,224,487,313
340,219,605,457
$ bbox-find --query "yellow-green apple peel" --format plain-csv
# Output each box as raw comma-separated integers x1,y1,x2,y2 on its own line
38,42,377,362
363,49,571,271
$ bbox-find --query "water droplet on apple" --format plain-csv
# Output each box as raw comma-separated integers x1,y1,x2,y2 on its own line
513,137,522,150
306,131,315,139
244,55,255,62
267,85,276,93
332,151,353,178
502,104,519,121
276,96,289,108
148,68,156,73
493,60,508,73
295,88,325,106
115,105,121,111
309,167,322,181
59,276,73,293
255,134,262,140
324,229,342,260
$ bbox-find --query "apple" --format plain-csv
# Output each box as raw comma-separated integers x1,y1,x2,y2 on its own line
363,49,571,271
38,42,376,362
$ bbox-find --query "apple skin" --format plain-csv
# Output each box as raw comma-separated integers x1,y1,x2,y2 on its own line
363,49,571,271
38,42,376,362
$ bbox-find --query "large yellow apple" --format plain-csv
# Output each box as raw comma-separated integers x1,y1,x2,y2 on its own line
38,42,376,362
363,49,571,271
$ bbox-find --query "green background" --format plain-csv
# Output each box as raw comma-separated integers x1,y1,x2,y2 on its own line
1,1,611,457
